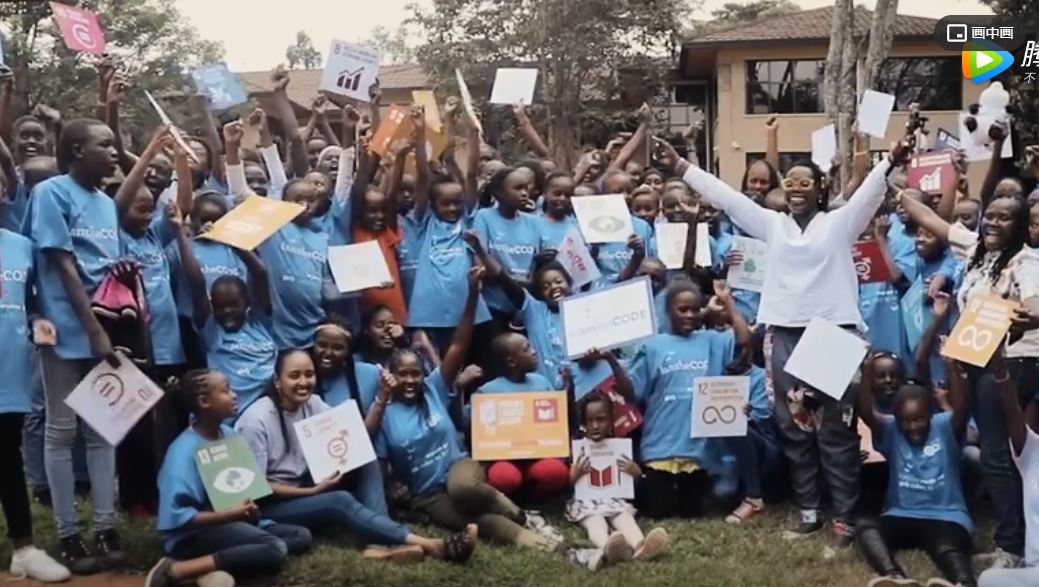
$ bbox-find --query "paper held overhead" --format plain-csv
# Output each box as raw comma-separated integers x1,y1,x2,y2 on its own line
857,90,895,139
489,68,538,105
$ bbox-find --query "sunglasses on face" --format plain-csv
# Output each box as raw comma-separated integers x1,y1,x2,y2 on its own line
781,177,815,191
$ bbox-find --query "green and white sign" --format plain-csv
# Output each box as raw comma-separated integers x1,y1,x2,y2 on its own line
195,435,271,512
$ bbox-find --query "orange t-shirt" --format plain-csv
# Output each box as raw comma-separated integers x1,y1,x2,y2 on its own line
351,224,408,324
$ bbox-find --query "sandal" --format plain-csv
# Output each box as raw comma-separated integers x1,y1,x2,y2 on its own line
725,498,764,524
442,525,478,563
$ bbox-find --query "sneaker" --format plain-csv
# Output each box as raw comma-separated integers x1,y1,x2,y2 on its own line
567,547,604,572
59,534,99,575
603,532,633,564
145,558,175,587
866,578,923,587
924,579,954,587
197,570,236,587
634,527,669,562
10,545,71,583
523,510,564,545
830,519,856,549
974,547,1024,570
94,529,126,566
782,519,824,540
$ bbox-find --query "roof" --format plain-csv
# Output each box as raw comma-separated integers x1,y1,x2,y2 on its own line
236,63,429,108
684,5,937,48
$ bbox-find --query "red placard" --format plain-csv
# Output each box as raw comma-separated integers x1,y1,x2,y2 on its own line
50,2,106,55
907,151,957,195
852,240,893,284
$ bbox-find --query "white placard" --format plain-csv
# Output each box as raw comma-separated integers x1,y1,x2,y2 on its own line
690,376,749,438
327,241,393,293
571,194,634,244
959,112,1013,162
572,438,634,500
783,318,869,400
320,40,380,102
143,90,201,166
693,222,712,268
64,355,164,446
293,401,376,481
727,236,767,293
557,227,601,288
857,90,896,139
455,68,483,137
560,276,655,358
811,124,837,173
656,223,688,270
489,68,538,105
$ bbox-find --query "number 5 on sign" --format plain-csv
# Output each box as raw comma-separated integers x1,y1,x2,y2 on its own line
941,295,1018,367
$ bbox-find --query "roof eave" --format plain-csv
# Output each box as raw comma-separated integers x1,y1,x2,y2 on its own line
681,33,934,52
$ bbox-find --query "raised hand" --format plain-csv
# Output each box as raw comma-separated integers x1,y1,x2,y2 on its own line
271,65,289,92
223,120,244,145
106,73,130,105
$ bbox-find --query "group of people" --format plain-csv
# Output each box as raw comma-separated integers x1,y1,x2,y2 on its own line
1,56,1039,587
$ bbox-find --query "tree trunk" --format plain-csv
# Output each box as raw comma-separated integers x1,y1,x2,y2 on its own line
862,0,899,91
823,0,847,120
837,0,856,190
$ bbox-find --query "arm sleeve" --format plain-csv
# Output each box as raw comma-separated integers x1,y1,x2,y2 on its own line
226,163,249,200
28,182,73,252
333,147,356,202
260,145,287,200
831,158,893,245
680,165,774,242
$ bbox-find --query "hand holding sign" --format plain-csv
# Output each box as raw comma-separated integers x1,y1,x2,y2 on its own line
942,295,1017,367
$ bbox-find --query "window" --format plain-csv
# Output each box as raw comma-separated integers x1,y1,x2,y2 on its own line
745,60,825,115
874,57,962,111
745,152,809,174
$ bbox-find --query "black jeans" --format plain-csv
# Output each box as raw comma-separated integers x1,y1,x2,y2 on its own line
170,522,312,579
0,413,32,543
636,468,710,519
857,515,975,587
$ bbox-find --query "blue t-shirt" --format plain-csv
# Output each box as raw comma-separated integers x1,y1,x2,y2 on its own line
471,208,543,312
592,216,656,289
374,368,466,498
859,234,917,365
0,229,34,413
120,214,183,365
312,197,351,247
407,210,491,328
320,360,381,411
167,238,248,320
398,212,423,304
519,291,569,390
201,309,276,418
258,220,328,349
571,359,616,401
478,373,555,393
26,175,120,359
1,174,27,232
877,411,971,533
630,330,735,462
538,214,577,250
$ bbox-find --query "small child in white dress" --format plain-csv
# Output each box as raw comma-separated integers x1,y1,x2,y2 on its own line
566,391,669,571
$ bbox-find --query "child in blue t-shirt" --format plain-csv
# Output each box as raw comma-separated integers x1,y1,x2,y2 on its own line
538,172,578,249
311,317,382,413
858,213,916,368
147,368,312,587
856,354,975,586
629,280,749,519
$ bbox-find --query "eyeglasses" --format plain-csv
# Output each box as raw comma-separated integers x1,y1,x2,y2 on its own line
781,177,815,191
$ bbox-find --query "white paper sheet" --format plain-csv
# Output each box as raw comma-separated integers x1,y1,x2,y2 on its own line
489,68,538,105
327,241,393,293
857,90,896,139
783,318,869,400
811,124,837,173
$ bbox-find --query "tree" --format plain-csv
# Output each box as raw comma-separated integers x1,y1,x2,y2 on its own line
361,25,416,65
2,0,223,147
286,31,322,69
688,0,800,36
980,0,1039,148
409,0,691,168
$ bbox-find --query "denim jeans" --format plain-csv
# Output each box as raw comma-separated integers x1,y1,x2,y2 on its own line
349,460,389,516
39,348,117,538
722,419,785,500
170,522,311,579
260,490,408,546
967,359,1035,557
22,350,89,491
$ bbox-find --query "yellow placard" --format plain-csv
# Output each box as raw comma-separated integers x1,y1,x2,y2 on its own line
411,90,443,133
941,294,1018,367
369,105,414,158
470,391,570,461
200,195,304,251
404,128,448,176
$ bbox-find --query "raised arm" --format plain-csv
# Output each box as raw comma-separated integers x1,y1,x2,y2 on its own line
857,356,882,436
608,104,651,171
615,235,647,283
115,128,170,215
410,106,430,220
463,117,481,210
313,95,339,147
0,66,13,140
979,122,1009,209
235,248,271,316
945,357,971,438
181,222,210,329
104,73,138,175
0,134,15,198
764,116,779,171
831,145,901,242
934,150,967,222
249,108,287,198
992,343,1028,455
513,104,550,158
464,230,525,309
914,291,951,386
715,280,750,350
899,190,953,243
270,66,308,179
873,217,904,284
440,266,484,388
197,96,226,186
223,121,250,201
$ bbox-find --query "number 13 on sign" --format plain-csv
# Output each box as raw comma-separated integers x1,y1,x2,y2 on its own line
941,295,1018,367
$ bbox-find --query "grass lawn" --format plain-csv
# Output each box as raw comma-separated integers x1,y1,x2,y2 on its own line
1,499,996,587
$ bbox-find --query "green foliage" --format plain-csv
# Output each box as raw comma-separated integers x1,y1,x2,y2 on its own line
2,0,223,147
981,0,1039,147
407,0,692,167
687,0,801,37
286,30,323,70
361,25,416,66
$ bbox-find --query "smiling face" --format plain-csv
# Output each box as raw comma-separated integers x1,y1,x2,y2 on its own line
643,172,664,194
313,327,351,378
782,166,821,217
144,152,174,197
14,119,48,162
630,191,658,225
210,279,248,332
123,189,155,237
745,160,773,195
543,176,574,219
915,227,942,259
362,189,389,232
536,268,572,305
981,197,1023,252
275,351,317,410
872,356,903,404
432,181,465,223
668,289,704,336
245,162,270,197
897,395,931,447
390,351,425,402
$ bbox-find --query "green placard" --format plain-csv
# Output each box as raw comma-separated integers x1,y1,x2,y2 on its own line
195,435,271,512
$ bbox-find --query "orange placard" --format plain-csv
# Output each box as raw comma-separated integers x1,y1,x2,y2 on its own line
200,196,304,251
470,391,570,461
369,105,414,158
941,294,1018,367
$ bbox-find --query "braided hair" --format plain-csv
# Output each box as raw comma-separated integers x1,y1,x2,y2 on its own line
967,194,1029,286
172,368,217,416
388,347,432,424
313,315,366,416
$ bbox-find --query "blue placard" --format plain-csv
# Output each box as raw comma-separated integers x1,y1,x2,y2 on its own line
901,278,933,352
191,62,247,111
